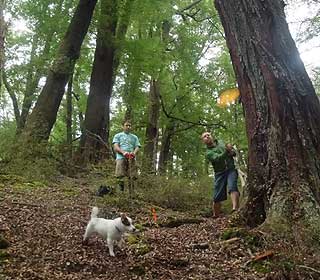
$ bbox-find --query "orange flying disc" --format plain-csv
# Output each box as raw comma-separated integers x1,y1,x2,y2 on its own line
217,88,240,107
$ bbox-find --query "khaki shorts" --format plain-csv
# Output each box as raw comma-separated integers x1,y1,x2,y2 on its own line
115,159,137,178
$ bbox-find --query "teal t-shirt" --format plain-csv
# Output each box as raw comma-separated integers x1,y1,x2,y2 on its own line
112,132,141,160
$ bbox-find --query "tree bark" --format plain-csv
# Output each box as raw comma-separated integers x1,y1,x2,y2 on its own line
158,120,176,175
143,79,161,173
214,0,320,241
0,0,5,89
66,73,73,157
79,0,118,162
21,0,97,144
3,72,20,122
79,0,133,162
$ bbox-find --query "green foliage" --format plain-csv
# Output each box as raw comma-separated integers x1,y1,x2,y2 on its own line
220,227,264,249
2,140,59,182
250,257,296,276
0,249,10,265
138,174,212,212
0,121,16,161
127,234,151,256
2,0,249,179
250,261,272,274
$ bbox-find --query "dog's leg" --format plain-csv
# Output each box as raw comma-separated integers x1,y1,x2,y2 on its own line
107,238,115,257
83,223,94,244
117,238,125,249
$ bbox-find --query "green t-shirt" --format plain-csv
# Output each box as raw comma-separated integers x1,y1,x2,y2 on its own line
206,140,235,172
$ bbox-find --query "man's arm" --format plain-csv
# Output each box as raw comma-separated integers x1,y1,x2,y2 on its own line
114,143,126,156
133,135,141,156
133,146,139,155
225,143,236,157
207,147,227,162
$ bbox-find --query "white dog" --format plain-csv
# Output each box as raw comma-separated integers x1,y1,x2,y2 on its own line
83,207,137,256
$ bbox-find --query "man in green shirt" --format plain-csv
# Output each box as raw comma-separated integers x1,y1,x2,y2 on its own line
201,131,240,217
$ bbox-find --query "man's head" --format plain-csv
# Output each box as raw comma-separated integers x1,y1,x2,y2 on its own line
201,132,214,146
122,120,132,133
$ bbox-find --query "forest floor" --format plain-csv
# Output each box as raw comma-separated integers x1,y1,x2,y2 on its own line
1,174,320,280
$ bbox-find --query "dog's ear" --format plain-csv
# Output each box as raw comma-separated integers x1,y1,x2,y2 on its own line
120,213,130,226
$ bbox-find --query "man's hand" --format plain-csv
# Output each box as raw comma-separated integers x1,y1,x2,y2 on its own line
124,152,135,159
225,143,236,156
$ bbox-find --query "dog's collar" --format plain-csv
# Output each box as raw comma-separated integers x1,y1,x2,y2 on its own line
115,225,122,234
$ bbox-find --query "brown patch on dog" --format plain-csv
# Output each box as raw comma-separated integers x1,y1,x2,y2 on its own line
121,213,130,226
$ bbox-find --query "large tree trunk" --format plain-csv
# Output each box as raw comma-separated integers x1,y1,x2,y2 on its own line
215,0,320,240
79,0,133,162
143,79,161,173
158,120,176,175
21,0,97,144
79,0,117,162
0,0,5,89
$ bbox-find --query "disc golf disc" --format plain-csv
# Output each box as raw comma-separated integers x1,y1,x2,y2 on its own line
217,88,240,107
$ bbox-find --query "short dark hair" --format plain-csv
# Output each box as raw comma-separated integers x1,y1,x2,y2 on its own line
122,119,132,125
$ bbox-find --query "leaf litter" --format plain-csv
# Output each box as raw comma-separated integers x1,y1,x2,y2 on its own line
0,178,317,280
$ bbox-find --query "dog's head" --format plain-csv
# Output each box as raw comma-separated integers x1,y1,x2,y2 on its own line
120,213,136,232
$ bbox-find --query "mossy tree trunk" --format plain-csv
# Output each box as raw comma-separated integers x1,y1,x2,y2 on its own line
215,0,320,241
21,0,97,145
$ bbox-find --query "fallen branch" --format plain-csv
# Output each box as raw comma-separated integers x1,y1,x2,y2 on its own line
220,237,240,245
160,217,203,228
189,242,209,250
297,265,320,274
252,250,274,262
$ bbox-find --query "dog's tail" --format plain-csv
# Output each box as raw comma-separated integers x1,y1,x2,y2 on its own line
91,207,99,219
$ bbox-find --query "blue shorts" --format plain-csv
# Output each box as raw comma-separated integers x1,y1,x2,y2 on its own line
213,169,239,202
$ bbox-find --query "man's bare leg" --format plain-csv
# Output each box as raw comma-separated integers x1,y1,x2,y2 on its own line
230,191,240,211
212,201,222,217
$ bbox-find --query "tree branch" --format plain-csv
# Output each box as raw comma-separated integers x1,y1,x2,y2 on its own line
159,93,225,129
2,71,20,123
178,0,203,13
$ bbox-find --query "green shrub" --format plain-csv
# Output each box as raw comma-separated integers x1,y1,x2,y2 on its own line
137,174,212,212
0,121,16,162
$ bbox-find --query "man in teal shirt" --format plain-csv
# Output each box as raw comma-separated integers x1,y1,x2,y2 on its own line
112,120,141,192
201,131,240,217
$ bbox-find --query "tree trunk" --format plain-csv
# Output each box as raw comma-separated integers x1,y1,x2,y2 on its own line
2,72,20,123
66,73,73,157
0,0,5,89
79,0,133,163
79,0,118,162
158,120,176,175
214,0,320,241
17,30,55,133
21,0,97,144
143,79,161,173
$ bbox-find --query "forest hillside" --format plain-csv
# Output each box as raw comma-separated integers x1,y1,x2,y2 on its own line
1,167,320,279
